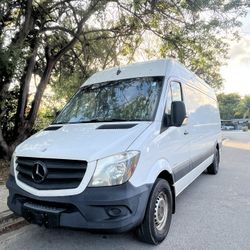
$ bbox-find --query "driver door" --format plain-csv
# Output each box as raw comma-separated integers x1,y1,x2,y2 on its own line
157,80,191,194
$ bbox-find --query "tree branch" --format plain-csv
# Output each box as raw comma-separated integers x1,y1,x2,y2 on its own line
54,0,110,61
40,26,76,36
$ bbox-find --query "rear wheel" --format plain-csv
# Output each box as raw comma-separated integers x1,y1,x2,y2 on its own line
207,148,220,175
136,178,172,245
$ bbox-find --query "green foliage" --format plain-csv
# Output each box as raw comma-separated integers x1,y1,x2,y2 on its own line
34,88,66,131
34,101,55,132
237,95,250,119
146,0,247,89
217,93,241,120
0,86,19,143
217,93,250,120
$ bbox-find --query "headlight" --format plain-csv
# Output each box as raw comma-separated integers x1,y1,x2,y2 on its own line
9,154,15,176
88,151,140,187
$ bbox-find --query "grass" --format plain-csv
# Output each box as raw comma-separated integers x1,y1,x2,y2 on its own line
0,160,9,185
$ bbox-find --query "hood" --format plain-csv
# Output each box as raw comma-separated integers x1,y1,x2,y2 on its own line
15,122,151,162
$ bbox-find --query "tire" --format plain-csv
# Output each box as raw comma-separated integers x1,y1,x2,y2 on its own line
136,178,173,245
207,148,220,175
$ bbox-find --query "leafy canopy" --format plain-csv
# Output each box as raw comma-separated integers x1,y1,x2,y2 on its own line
0,0,249,159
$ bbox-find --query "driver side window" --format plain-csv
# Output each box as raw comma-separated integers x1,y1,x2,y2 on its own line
164,81,183,126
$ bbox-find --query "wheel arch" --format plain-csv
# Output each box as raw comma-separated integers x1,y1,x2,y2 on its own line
142,159,176,214
157,170,176,214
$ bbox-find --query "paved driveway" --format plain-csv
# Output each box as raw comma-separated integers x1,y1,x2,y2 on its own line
1,131,250,250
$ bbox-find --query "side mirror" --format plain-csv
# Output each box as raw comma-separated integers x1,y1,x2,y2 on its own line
171,101,187,127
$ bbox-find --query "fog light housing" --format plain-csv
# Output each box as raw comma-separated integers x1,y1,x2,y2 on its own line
106,206,129,218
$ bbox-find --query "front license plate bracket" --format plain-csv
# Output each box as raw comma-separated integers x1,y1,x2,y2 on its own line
22,202,65,228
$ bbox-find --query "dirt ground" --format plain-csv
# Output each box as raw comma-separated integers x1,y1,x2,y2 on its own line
0,160,9,185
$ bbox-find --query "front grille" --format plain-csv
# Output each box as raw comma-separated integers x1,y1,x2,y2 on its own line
16,157,87,190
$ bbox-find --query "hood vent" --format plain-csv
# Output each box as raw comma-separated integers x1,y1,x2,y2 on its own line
97,124,137,129
44,126,62,131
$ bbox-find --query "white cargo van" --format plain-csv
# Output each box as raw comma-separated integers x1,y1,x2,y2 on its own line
7,59,221,244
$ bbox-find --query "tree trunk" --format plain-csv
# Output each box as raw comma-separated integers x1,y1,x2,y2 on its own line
13,58,56,148
14,40,39,137
0,129,10,160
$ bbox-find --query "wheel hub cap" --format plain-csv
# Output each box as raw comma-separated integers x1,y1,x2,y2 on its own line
154,191,168,231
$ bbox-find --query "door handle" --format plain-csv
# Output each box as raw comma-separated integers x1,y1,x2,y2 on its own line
184,130,189,135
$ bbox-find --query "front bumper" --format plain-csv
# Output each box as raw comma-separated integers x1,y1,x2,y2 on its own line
6,176,152,232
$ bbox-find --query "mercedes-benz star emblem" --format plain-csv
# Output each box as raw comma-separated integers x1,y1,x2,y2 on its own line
31,161,48,184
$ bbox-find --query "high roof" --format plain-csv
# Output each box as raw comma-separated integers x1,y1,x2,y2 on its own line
81,59,213,96
82,59,174,86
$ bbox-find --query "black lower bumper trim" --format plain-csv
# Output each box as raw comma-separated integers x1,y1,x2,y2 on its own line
22,202,65,227
6,176,152,232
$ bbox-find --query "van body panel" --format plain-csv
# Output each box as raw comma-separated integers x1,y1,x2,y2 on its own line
15,122,151,162
127,122,175,187
182,80,221,172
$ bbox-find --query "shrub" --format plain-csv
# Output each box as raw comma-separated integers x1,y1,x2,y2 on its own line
242,126,248,132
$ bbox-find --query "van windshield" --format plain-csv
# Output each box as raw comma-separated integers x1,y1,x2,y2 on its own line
53,76,163,124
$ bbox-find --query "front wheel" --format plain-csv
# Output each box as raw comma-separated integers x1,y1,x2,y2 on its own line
136,178,172,245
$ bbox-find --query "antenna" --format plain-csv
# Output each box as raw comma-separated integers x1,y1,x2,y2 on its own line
116,66,121,75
